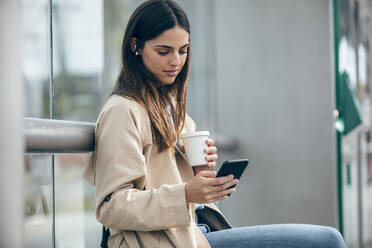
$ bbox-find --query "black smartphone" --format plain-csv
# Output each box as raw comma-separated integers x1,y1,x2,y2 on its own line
216,159,249,195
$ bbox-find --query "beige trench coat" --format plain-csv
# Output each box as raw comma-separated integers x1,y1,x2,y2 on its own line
83,94,232,248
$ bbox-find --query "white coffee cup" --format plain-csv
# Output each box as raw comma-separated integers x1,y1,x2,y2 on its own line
179,131,210,166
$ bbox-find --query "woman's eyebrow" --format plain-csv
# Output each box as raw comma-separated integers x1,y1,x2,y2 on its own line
154,43,189,49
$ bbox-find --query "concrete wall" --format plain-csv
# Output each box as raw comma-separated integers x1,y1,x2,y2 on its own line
213,0,339,227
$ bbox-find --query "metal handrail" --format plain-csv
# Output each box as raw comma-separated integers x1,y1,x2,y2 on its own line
24,118,95,153
24,118,239,153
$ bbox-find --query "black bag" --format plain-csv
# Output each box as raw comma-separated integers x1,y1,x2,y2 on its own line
101,226,110,248
100,193,113,247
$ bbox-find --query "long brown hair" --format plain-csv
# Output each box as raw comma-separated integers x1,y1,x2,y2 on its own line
112,0,191,153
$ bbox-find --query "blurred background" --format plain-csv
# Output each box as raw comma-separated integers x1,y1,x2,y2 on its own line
1,0,372,247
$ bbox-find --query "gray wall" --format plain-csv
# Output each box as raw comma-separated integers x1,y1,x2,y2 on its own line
178,0,218,131
214,0,339,227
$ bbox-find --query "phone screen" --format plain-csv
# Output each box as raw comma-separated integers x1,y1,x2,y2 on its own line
216,159,249,180
216,159,249,195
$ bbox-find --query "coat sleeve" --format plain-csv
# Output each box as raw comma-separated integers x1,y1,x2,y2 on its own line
94,103,191,231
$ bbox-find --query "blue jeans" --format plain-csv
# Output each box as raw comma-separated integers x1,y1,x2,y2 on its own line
202,224,346,248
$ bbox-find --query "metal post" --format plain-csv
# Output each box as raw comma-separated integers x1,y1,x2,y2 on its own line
0,0,24,247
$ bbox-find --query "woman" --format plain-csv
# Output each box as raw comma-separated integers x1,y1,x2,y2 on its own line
84,0,346,247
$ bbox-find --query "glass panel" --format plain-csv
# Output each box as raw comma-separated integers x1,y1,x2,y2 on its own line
51,1,136,246
337,0,360,245
54,154,100,247
52,0,104,122
101,0,137,103
21,0,50,118
22,0,53,246
24,155,53,248
52,0,135,122
358,1,372,247
337,1,372,247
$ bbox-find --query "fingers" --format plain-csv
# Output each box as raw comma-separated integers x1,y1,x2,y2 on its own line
205,138,214,146
210,174,235,186
203,173,239,188
205,186,237,203
204,148,217,170
209,178,239,202
198,170,217,178
205,138,217,156
194,164,214,175
206,161,216,170
208,187,236,202
205,154,218,162
204,140,217,171
204,146,217,155
216,178,239,191
208,195,228,202
193,161,216,176
187,172,239,204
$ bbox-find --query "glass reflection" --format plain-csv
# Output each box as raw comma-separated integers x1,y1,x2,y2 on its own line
24,155,53,248
357,2,372,247
52,0,136,122
21,0,50,118
337,0,372,247
52,0,104,122
54,154,100,247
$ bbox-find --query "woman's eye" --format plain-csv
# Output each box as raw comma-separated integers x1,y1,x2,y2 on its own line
179,50,188,55
158,51,169,55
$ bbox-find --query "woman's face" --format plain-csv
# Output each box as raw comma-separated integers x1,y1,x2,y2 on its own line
139,25,189,85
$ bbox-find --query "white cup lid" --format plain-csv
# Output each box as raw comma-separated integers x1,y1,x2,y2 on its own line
179,131,210,139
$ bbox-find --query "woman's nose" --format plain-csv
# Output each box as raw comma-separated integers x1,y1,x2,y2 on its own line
170,53,181,66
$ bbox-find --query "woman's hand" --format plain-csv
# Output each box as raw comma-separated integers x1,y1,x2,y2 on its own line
185,170,239,203
192,138,218,175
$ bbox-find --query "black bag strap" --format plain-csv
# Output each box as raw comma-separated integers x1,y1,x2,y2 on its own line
100,226,110,248
100,193,113,248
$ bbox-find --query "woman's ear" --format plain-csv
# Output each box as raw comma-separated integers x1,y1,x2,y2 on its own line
130,37,138,53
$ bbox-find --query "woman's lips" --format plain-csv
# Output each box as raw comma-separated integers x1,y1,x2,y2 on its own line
164,70,178,77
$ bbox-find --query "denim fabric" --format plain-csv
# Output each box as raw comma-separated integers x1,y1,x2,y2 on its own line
195,204,205,210
195,210,211,234
198,223,211,234
203,224,346,248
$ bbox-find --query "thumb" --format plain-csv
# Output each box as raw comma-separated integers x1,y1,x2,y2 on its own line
198,170,217,178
